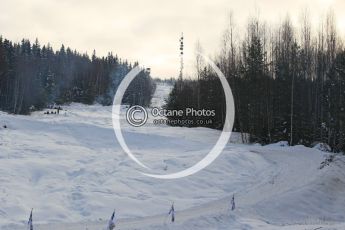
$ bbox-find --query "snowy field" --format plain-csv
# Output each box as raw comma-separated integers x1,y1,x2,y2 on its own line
0,83,345,229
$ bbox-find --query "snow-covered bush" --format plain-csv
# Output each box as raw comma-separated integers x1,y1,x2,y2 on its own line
312,143,332,152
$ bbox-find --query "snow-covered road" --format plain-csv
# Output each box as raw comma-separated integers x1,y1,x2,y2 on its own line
1,83,345,229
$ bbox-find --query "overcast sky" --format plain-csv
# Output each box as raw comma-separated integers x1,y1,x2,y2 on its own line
1,0,344,78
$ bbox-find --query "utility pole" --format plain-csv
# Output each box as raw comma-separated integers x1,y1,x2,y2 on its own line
178,33,184,91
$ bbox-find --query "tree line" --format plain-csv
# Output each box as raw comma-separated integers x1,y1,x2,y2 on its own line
0,37,155,114
165,11,345,152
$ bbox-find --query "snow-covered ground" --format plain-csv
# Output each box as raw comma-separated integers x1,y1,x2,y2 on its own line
0,83,345,229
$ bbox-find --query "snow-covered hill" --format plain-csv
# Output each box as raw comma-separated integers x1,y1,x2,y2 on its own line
0,83,345,230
